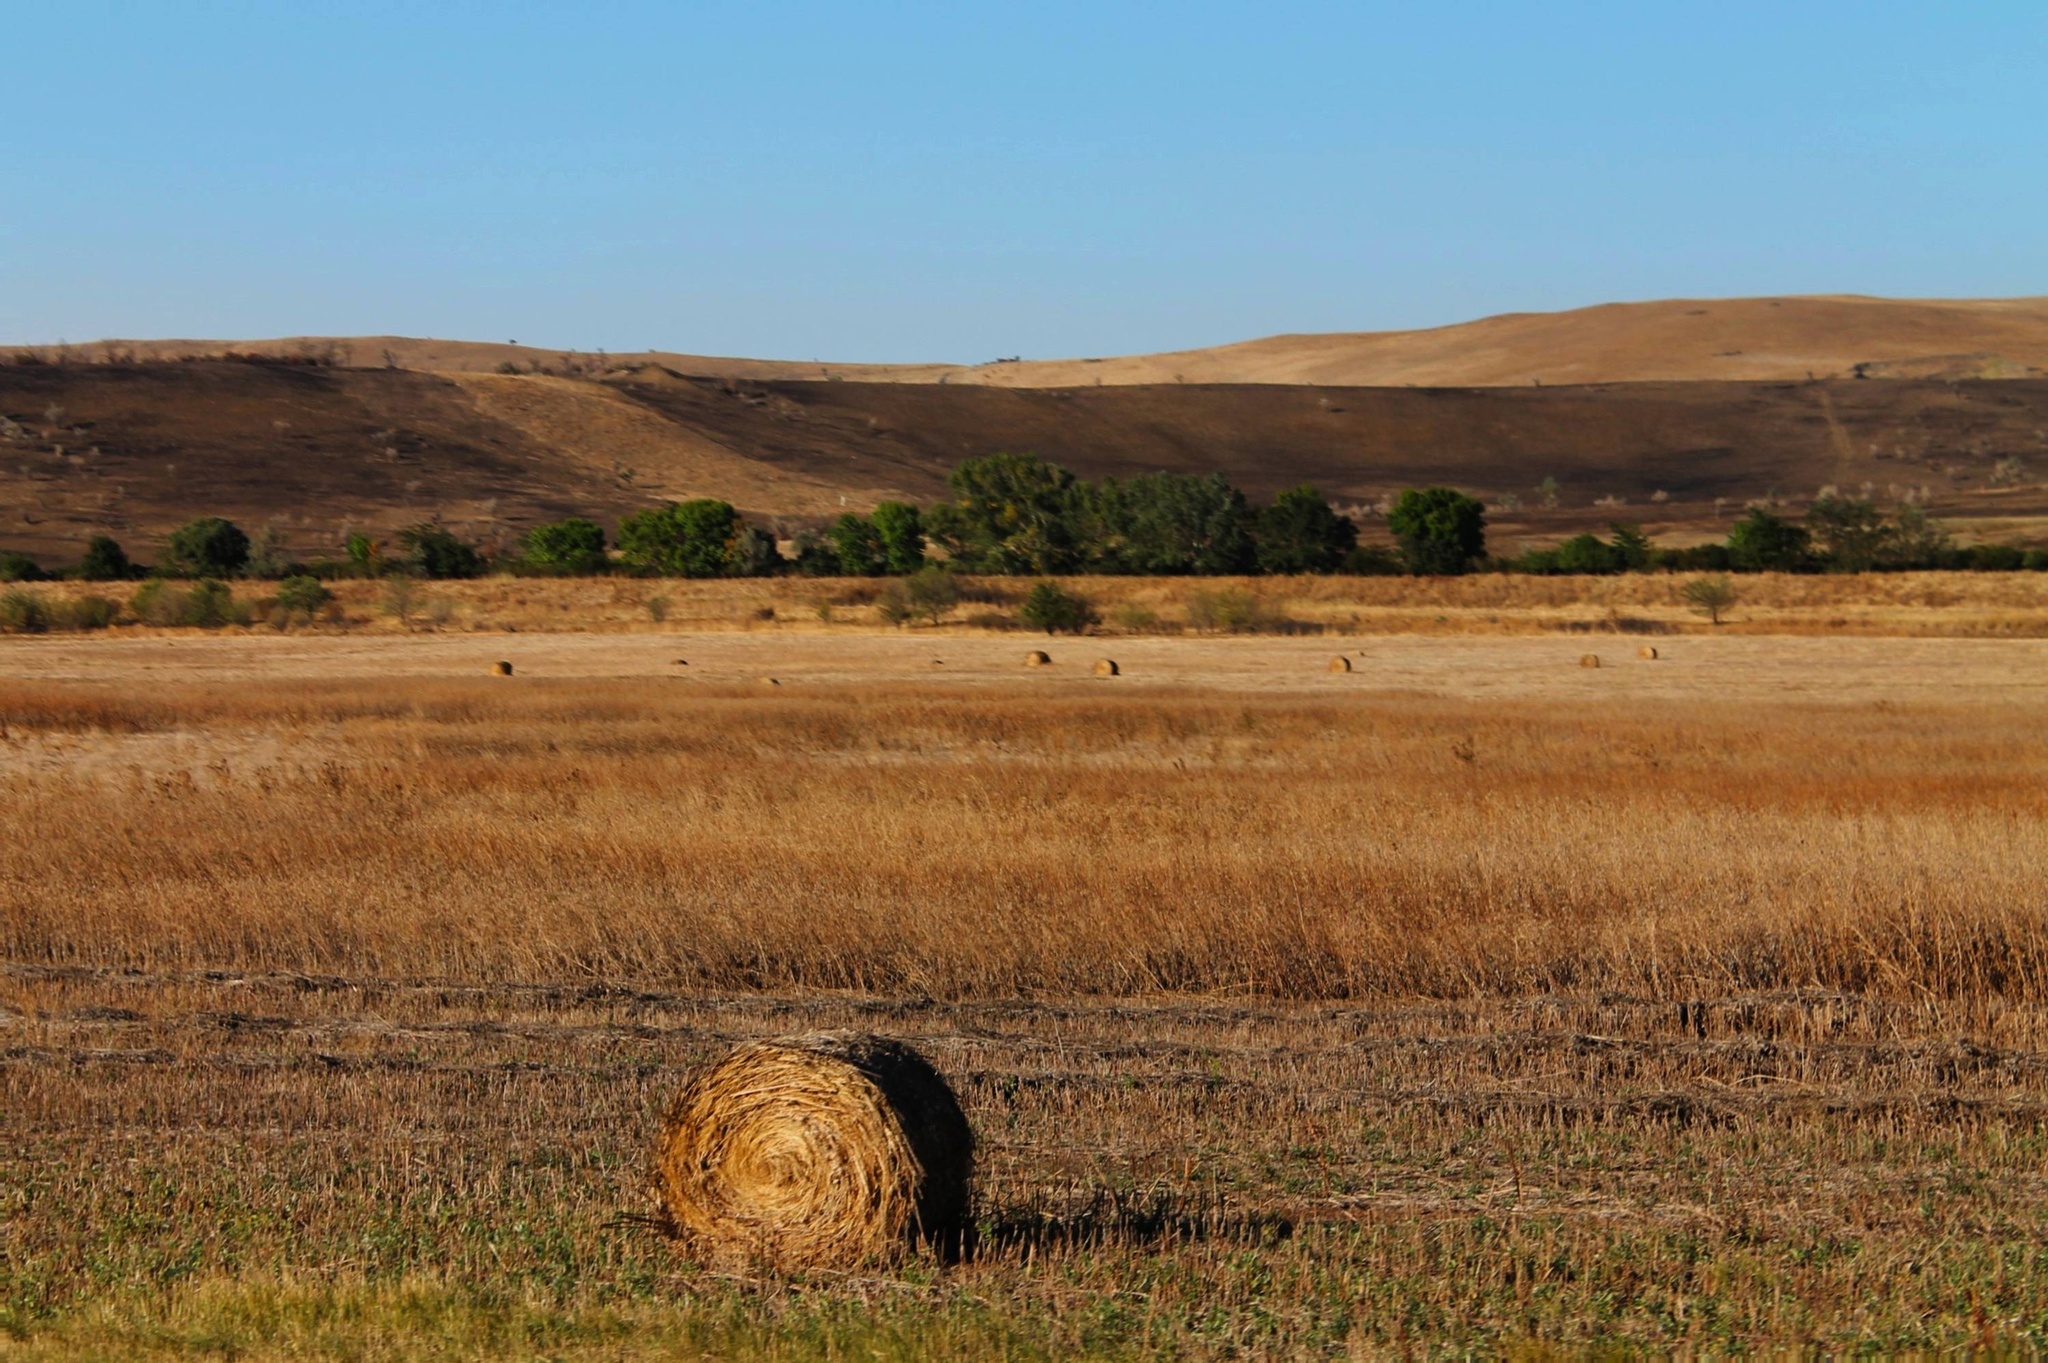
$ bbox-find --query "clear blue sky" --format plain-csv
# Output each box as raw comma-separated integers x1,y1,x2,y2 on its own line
4,2,2042,362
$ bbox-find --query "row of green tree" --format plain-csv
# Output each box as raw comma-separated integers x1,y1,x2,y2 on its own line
4,454,2044,583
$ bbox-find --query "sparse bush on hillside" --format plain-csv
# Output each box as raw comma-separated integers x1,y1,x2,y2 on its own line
0,551,43,582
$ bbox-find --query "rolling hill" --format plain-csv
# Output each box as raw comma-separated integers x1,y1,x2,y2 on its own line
4,356,2046,565
17,295,2048,388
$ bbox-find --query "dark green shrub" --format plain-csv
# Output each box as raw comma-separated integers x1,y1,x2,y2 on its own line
1255,485,1357,574
828,513,885,576
1019,581,1096,634
398,522,486,579
1726,509,1811,571
78,535,132,581
522,518,608,573
163,517,251,577
1340,544,1404,576
0,551,42,582
1553,533,1626,575
871,501,927,574
1965,543,2026,571
1387,488,1487,575
618,499,745,577
789,530,840,577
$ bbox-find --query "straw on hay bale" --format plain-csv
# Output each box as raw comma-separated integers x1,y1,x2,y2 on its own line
1024,650,1051,667
1580,653,1601,668
1328,655,1352,673
652,1032,973,1269
1093,658,1119,676
493,660,513,676
1639,645,1660,660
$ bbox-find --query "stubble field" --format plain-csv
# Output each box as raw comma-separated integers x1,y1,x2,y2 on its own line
5,608,2048,1356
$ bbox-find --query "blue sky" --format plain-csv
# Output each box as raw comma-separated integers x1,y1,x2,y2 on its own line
4,2,2042,361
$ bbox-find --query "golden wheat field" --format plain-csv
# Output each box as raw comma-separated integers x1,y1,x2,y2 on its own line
6,582,2048,1356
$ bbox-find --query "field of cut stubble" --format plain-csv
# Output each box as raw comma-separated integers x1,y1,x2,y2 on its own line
5,626,2048,1356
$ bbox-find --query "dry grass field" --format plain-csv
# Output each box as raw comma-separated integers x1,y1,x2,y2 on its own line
5,608,2048,1355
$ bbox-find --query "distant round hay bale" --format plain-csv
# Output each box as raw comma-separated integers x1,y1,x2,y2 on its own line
760,676,782,687
1093,658,1119,677
652,1033,973,1269
1024,650,1051,666
1328,655,1352,673
493,660,513,676
1579,653,1601,668
1638,645,1659,660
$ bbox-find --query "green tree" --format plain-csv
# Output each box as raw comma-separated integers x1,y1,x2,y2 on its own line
1887,503,1952,568
1608,523,1654,570
1552,532,1624,575
163,517,250,578
522,518,607,573
924,453,1081,573
1805,495,1890,571
1254,486,1357,574
870,501,927,574
1019,581,1096,633
788,529,841,577
0,551,43,583
1084,473,1256,575
78,535,132,581
828,513,886,575
397,522,486,579
1726,508,1811,571
618,499,741,577
728,526,783,577
1386,488,1487,575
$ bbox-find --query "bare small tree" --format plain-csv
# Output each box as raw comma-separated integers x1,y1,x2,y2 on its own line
1681,575,1736,626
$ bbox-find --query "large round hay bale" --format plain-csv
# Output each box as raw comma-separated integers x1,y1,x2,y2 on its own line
1579,653,1601,668
1328,654,1352,673
1024,649,1051,667
1638,645,1659,660
1093,658,1119,677
652,1033,973,1269
494,660,513,676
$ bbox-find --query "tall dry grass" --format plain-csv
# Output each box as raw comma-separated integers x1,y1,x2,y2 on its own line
11,569,2048,636
3,677,2043,999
